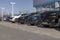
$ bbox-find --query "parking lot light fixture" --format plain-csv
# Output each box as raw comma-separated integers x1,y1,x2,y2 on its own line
10,2,16,17
1,8,4,21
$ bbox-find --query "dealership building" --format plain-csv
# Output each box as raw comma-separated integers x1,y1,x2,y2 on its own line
33,0,60,12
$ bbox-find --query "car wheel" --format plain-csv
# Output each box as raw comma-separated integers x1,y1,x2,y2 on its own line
37,21,44,27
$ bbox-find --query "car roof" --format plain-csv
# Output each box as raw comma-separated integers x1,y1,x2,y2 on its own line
41,11,60,15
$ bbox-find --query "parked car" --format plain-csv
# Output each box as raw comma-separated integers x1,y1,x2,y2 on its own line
26,12,41,25
17,13,37,24
3,16,12,22
37,11,60,28
0,17,2,21
17,13,28,24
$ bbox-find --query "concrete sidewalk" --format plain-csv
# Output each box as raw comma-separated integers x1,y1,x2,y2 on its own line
0,21,60,38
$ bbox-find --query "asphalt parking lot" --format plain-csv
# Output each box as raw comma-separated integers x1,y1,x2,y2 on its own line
0,21,60,39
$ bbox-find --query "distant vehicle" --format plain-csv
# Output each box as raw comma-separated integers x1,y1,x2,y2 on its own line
0,17,2,21
4,16,12,22
37,11,60,28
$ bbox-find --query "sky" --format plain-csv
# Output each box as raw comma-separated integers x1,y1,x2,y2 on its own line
0,0,33,14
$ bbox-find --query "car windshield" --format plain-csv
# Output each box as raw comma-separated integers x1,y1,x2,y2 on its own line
22,14,27,16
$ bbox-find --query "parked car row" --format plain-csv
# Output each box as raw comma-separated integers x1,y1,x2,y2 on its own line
4,10,60,28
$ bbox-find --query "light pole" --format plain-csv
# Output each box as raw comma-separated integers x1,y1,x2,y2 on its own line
1,8,4,21
10,2,16,17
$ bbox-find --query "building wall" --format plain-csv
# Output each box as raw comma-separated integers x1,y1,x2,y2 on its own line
33,0,60,12
33,0,49,5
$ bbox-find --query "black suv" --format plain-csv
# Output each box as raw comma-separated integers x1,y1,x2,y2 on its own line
37,11,60,28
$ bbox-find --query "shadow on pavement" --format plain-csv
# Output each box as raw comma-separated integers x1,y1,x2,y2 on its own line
54,27,60,31
38,26,60,31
